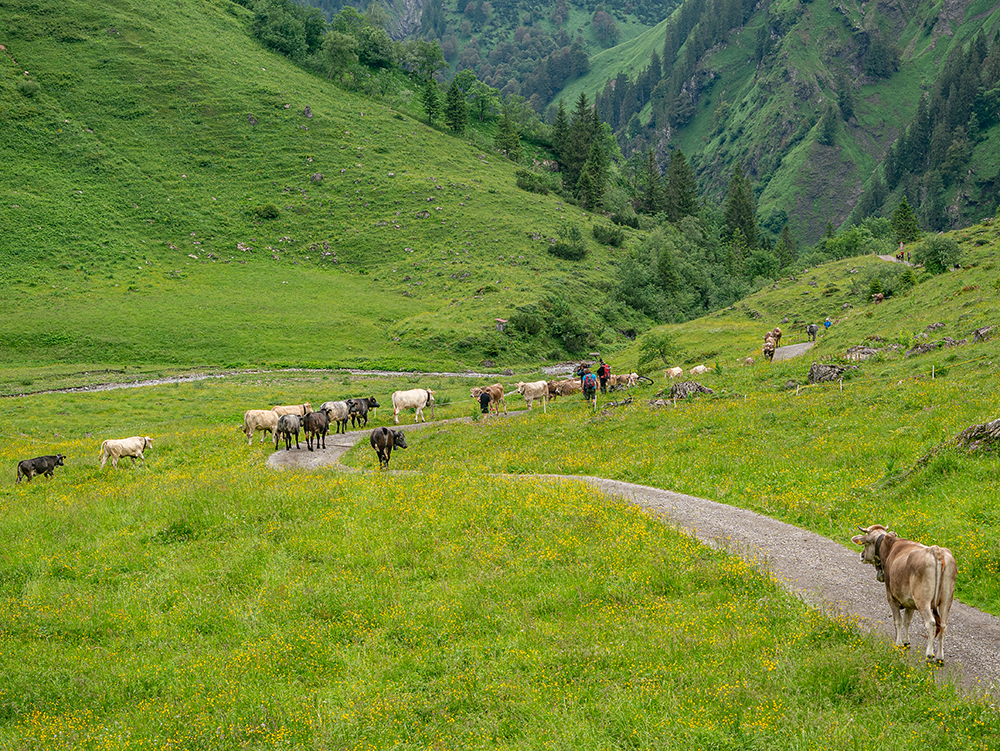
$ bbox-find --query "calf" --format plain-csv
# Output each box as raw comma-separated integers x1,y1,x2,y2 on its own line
664,367,683,380
370,426,408,469
16,454,66,483
516,380,548,412
242,409,278,445
852,524,957,664
302,409,331,451
275,414,301,451
319,401,352,434
347,396,380,428
99,437,153,469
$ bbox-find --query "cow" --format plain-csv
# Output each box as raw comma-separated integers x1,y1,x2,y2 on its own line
16,454,65,483
347,396,380,429
872,292,885,304
391,388,434,424
370,426,408,469
271,403,313,417
806,323,819,342
470,383,507,415
665,367,683,380
769,327,782,346
690,364,710,375
318,401,352,434
99,436,153,469
743,357,755,366
763,336,776,362
547,379,581,399
242,409,278,445
274,414,301,451
302,409,332,451
851,524,957,664
516,380,548,412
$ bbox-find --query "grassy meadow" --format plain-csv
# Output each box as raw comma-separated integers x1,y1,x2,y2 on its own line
2,372,999,749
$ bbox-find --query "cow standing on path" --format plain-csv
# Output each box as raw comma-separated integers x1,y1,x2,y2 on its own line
852,524,957,664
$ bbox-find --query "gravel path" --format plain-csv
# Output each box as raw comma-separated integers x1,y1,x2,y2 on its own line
269,419,1000,697
772,341,814,362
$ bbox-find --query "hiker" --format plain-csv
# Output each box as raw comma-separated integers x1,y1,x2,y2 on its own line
581,369,599,407
597,359,610,393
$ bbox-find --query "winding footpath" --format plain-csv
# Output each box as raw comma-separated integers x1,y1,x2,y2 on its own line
268,417,1000,699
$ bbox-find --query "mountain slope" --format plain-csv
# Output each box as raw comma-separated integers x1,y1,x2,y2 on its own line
0,0,643,377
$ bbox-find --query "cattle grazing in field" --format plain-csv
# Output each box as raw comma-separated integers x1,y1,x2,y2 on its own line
319,401,353,434
347,396,380,428
391,388,435,424
242,409,278,445
743,357,755,366
470,383,507,415
16,454,66,483
370,426,408,469
99,437,153,469
546,379,581,399
271,403,313,417
806,323,819,342
763,336,776,362
608,373,636,388
665,367,683,380
872,292,885,304
851,524,957,664
275,414,301,451
516,380,548,412
302,409,332,451
690,364,710,376
769,327,782,346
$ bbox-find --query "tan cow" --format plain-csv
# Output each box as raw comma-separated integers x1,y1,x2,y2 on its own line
516,380,548,412
99,436,153,469
271,402,313,417
851,524,957,664
243,409,278,445
664,367,683,380
470,383,507,415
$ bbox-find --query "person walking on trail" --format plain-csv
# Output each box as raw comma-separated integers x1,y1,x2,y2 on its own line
581,369,598,408
824,317,832,330
597,359,610,394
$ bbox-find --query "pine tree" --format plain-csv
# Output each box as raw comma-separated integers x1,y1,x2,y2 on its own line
776,224,796,268
818,103,838,146
891,197,921,243
421,77,441,125
724,164,758,249
639,149,665,215
444,78,468,134
551,98,570,164
579,138,608,209
564,92,595,193
664,148,698,221
493,102,522,162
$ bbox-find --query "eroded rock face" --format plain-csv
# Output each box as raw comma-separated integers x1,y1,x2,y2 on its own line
668,381,714,400
807,362,857,383
956,417,1000,452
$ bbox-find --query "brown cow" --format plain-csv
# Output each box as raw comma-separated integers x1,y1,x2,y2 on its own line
851,524,957,664
470,383,507,415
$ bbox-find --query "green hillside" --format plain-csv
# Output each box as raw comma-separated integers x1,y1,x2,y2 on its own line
0,0,645,379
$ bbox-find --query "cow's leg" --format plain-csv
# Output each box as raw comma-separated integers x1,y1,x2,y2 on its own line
393,408,400,424
899,607,914,648
915,603,939,662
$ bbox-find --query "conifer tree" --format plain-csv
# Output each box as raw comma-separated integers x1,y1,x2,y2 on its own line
421,77,441,125
564,92,596,193
664,148,698,221
891,197,921,243
776,224,797,268
444,78,468,134
494,102,522,162
724,164,758,249
639,149,665,215
551,99,570,164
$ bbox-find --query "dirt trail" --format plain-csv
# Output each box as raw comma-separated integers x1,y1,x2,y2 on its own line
772,341,814,362
268,418,1000,697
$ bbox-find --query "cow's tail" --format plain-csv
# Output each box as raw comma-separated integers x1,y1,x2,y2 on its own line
930,546,945,637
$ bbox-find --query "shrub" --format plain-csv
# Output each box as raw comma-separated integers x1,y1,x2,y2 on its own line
592,224,625,247
17,80,40,97
611,212,640,229
547,224,588,261
515,169,555,195
916,236,961,274
254,204,281,220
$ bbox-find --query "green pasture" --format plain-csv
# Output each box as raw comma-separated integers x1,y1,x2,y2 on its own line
1,373,998,748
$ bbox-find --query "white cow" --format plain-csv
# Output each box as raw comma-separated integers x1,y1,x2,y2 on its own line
392,388,435,424
243,409,278,445
99,436,153,469
690,364,710,375
665,367,683,380
516,380,548,412
319,401,351,434
271,402,312,416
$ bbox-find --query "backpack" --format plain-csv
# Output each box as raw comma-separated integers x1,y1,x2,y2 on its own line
583,372,598,389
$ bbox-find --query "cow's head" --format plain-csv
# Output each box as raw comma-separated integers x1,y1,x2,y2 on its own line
852,525,895,578
143,437,153,449
367,396,380,408
392,430,408,449
516,381,525,394
55,454,66,466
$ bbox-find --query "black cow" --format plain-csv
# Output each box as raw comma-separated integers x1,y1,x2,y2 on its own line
275,414,301,451
16,454,65,484
806,323,819,342
302,409,331,451
370,426,407,469
347,396,381,428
